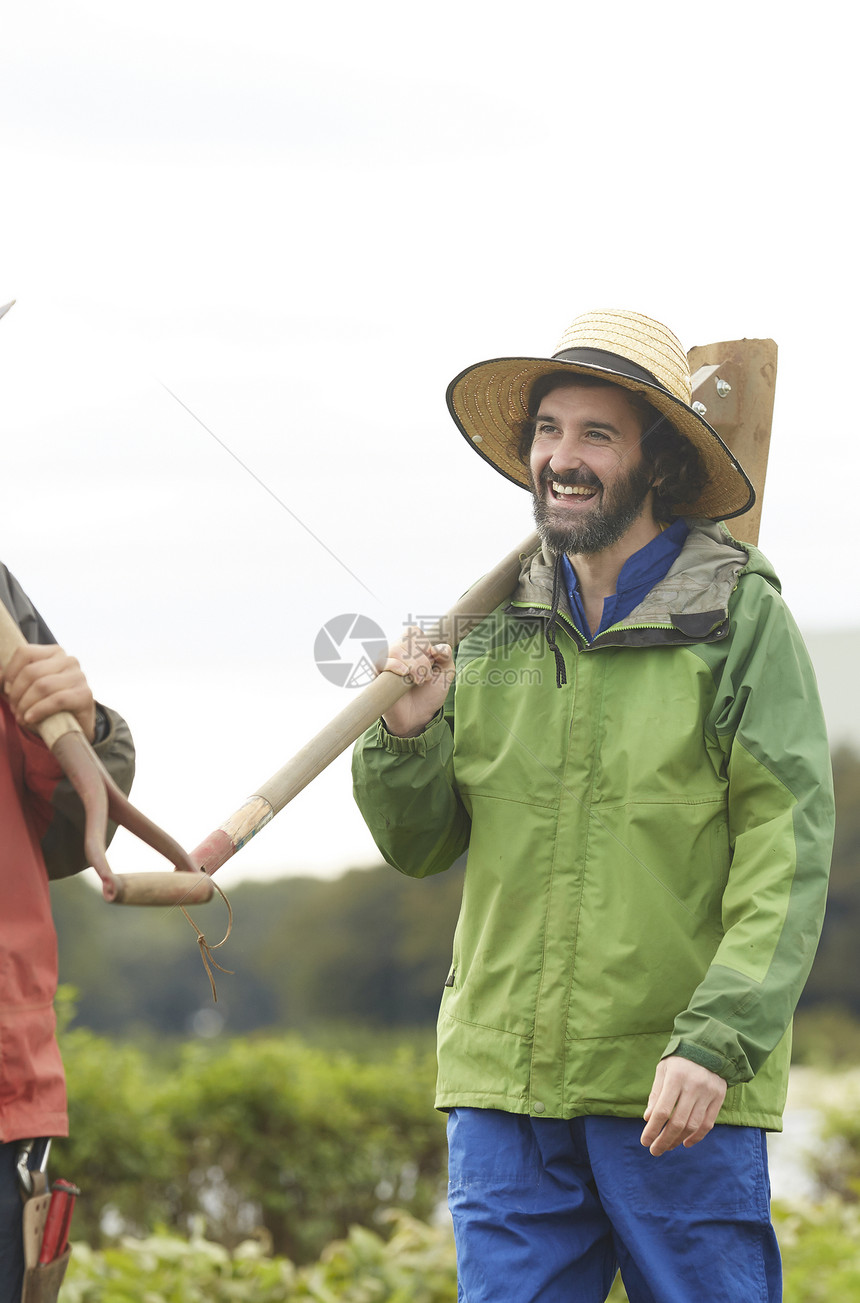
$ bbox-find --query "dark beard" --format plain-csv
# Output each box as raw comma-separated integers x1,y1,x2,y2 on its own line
532,463,654,556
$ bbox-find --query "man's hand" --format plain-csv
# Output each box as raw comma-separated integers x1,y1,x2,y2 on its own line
640,1055,728,1156
0,643,97,743
381,626,455,738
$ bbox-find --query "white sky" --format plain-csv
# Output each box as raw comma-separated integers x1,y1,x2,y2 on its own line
1,0,855,886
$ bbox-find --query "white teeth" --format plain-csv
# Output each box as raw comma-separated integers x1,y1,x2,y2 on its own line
552,482,595,496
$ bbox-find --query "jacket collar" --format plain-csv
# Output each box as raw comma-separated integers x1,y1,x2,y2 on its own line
511,521,752,643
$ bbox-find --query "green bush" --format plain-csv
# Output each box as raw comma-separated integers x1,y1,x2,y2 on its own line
61,1202,860,1302
54,996,860,1296
295,1211,457,1303
792,1007,860,1068
775,1201,860,1300
62,1213,457,1303
158,1035,446,1262
56,1017,447,1262
62,1227,299,1303
58,1026,183,1245
811,1074,860,1202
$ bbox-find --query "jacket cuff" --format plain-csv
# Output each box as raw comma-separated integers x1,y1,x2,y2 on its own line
91,704,109,745
92,704,123,751
376,711,446,755
661,1036,733,1081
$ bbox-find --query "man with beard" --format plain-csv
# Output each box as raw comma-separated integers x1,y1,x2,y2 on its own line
352,310,833,1302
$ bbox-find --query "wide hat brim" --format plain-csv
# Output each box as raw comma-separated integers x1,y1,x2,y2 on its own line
446,349,755,521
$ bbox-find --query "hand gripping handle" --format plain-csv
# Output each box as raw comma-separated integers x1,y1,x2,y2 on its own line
0,601,212,906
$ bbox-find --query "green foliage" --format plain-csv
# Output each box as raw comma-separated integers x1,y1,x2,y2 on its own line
295,1212,457,1302
792,1007,860,1068
775,1201,860,1300
160,1035,446,1262
56,1021,446,1263
61,1202,860,1302
54,982,79,1035
809,1075,860,1201
607,1272,628,1299
59,1024,182,1245
62,1227,299,1303
63,1213,458,1303
51,1072,860,1301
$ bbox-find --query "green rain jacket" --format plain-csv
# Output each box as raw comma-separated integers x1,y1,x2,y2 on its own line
352,522,834,1130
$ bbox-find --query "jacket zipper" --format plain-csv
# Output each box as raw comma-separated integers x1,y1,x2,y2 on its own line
509,601,676,647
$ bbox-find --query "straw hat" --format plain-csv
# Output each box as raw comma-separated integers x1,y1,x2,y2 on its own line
446,308,754,521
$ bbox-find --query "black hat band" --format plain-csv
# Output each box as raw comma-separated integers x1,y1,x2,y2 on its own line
552,347,672,397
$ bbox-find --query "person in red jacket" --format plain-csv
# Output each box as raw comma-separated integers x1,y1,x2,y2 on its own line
0,306,135,1303
0,568,135,1300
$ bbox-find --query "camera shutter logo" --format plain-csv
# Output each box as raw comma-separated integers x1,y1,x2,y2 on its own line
314,614,388,688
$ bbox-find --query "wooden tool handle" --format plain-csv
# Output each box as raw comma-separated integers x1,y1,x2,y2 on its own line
688,338,778,547
0,608,210,904
105,871,215,906
196,531,540,872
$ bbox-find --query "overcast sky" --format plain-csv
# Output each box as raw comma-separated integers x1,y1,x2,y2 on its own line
1,1,854,893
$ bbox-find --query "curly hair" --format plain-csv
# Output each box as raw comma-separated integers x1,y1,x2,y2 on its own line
642,420,709,521
516,373,708,521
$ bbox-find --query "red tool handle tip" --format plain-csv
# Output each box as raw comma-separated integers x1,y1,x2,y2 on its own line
191,828,235,876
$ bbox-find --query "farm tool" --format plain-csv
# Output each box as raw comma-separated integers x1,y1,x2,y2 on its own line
0,602,213,908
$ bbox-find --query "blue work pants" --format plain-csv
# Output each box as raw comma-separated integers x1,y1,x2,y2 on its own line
447,1108,781,1302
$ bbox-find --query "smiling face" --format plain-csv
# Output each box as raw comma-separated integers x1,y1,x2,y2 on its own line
528,380,659,556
